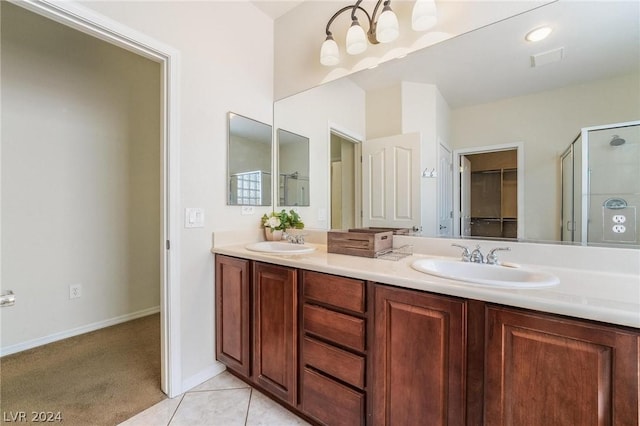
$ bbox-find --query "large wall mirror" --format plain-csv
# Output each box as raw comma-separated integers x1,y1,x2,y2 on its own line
273,1,640,248
278,128,310,206
227,112,272,206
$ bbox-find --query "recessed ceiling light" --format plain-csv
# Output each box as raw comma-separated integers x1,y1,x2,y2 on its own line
525,26,552,42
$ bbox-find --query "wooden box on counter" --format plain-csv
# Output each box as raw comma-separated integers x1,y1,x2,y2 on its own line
327,229,393,258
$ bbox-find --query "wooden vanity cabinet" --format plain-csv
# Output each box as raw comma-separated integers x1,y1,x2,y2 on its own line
215,256,298,406
371,284,467,426
253,262,298,405
300,271,368,426
484,306,640,426
216,255,640,426
215,254,250,377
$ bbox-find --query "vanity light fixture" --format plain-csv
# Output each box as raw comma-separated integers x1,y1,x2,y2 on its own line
320,0,438,66
525,26,552,42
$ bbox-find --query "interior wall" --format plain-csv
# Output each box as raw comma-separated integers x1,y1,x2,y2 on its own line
274,77,365,229
451,72,640,241
364,82,451,235
80,1,275,388
1,2,160,352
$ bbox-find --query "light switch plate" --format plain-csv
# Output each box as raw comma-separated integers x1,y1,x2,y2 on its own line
185,208,205,228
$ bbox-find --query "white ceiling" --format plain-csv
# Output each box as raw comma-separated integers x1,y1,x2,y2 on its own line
348,1,640,108
256,1,639,108
250,0,304,19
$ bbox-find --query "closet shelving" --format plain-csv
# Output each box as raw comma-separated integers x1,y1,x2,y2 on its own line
469,156,518,239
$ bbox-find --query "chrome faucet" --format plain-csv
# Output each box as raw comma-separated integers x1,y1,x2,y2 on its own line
486,247,511,265
451,244,511,265
285,232,306,244
470,245,484,264
451,244,472,262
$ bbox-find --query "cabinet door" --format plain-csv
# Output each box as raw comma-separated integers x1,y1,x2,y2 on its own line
215,255,250,377
372,284,466,425
253,262,297,404
485,306,640,426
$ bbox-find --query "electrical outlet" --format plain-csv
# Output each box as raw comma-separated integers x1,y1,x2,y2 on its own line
612,214,626,224
69,284,82,299
612,224,626,234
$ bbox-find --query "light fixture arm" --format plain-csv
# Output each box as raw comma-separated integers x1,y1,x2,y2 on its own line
325,0,389,45
321,0,436,66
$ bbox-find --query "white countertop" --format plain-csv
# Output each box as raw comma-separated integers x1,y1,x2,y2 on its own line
213,242,640,329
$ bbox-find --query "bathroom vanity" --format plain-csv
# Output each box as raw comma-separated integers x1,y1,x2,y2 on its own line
213,241,639,425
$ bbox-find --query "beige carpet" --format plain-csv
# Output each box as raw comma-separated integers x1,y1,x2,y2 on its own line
0,313,166,425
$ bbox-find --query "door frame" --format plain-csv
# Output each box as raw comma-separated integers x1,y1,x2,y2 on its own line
328,123,363,230
453,143,524,239
12,0,182,397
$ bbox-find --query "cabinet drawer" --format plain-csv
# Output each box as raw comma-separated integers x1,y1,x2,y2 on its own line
302,368,365,426
303,337,365,389
303,304,365,352
303,271,365,313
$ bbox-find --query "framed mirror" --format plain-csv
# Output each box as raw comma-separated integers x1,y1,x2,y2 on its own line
227,112,272,206
272,1,640,247
277,128,310,206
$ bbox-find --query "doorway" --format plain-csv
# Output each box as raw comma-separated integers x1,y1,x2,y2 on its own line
1,0,180,397
330,131,362,230
453,143,524,239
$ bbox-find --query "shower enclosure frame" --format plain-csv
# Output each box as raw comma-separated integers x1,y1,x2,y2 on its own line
561,119,640,245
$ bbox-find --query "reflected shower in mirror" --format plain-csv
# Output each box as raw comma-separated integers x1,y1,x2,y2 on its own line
272,0,640,247
561,121,640,248
278,129,310,206
227,112,272,206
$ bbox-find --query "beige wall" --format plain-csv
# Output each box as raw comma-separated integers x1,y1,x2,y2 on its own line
1,0,274,389
1,2,160,350
451,72,640,241
81,0,274,388
274,77,365,229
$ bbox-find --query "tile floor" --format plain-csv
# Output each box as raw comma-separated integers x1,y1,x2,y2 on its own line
119,370,310,426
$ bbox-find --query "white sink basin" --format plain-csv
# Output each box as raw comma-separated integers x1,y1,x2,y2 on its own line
411,258,559,288
245,241,316,255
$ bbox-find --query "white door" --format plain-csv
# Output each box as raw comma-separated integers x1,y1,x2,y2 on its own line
438,143,453,237
362,133,421,229
460,156,472,236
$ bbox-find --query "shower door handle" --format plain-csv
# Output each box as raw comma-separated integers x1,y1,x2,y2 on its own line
1,290,16,307
567,221,574,232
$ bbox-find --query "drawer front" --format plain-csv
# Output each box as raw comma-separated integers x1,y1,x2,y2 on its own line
303,271,365,313
302,368,365,426
303,304,365,352
303,337,365,389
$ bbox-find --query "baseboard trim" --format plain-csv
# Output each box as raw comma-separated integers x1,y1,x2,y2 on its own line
0,306,160,357
181,361,226,393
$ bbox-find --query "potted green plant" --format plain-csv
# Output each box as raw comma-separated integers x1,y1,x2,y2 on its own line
261,209,304,240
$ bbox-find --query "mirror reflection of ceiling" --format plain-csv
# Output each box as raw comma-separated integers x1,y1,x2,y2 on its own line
347,1,640,108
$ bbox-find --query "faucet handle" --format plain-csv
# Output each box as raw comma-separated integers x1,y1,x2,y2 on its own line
451,243,471,262
486,247,511,265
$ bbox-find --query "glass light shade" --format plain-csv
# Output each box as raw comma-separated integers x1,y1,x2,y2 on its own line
346,22,368,55
320,37,340,66
412,0,437,31
376,8,399,43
